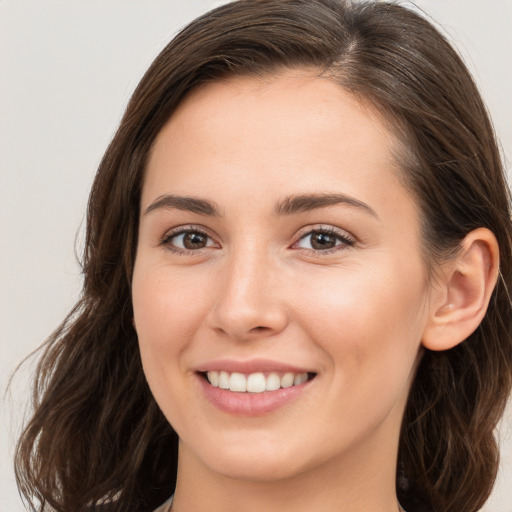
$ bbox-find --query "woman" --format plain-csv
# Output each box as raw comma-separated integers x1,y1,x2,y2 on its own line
14,1,512,511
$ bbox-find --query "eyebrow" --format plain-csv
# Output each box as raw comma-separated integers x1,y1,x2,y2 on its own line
274,193,378,218
145,194,222,216
144,192,378,219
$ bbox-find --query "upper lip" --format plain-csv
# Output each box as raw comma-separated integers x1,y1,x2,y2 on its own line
196,358,314,374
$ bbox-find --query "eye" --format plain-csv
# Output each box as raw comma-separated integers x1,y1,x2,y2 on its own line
294,227,355,253
161,228,217,254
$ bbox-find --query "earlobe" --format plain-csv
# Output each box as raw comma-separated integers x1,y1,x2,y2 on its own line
422,228,499,351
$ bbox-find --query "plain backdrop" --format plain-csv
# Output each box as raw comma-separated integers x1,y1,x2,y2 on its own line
1,1,511,511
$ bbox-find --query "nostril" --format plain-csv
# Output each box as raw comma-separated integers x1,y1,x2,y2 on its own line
251,326,273,332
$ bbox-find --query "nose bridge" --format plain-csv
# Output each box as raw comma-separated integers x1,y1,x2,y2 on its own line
209,239,288,339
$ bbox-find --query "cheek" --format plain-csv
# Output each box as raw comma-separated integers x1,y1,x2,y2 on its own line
132,263,215,428
293,256,427,378
132,264,210,351
131,263,215,414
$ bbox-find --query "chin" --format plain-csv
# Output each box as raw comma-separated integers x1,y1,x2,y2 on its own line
206,454,307,482
185,433,327,483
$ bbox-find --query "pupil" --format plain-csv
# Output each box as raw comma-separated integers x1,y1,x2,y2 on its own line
312,232,335,250
184,232,206,249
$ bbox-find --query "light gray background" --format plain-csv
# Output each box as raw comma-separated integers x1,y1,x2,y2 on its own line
1,1,511,511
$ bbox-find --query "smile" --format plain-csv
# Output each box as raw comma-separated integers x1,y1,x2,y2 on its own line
205,371,310,393
197,363,317,415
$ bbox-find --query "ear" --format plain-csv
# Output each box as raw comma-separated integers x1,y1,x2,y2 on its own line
422,228,499,351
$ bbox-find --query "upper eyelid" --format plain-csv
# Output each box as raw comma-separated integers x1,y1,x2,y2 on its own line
295,224,356,242
162,224,213,238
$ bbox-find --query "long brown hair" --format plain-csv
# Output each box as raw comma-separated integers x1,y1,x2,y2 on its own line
15,1,512,511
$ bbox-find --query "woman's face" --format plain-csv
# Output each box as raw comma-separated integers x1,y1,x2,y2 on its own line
132,71,433,482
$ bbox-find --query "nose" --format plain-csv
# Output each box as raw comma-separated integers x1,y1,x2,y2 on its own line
207,248,289,342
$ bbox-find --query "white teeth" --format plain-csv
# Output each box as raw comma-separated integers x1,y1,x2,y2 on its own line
219,371,229,389
206,370,310,393
247,372,266,393
281,372,294,388
208,370,219,387
265,372,281,391
229,372,247,392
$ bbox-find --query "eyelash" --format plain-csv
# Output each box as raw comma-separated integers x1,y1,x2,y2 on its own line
159,225,356,256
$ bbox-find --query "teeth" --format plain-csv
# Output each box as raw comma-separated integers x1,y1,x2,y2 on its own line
247,372,266,393
265,372,281,391
206,370,310,393
229,372,247,392
208,370,220,387
219,371,229,389
281,372,294,388
294,373,308,385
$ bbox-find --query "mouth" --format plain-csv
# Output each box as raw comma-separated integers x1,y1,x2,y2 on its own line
199,370,317,393
195,359,317,415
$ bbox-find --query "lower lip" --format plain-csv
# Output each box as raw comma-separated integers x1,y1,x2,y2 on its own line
198,374,314,416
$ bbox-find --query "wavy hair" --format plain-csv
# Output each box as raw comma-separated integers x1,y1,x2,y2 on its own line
15,1,512,511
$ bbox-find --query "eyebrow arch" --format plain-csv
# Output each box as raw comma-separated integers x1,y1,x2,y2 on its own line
144,192,378,219
145,194,222,216
274,193,379,219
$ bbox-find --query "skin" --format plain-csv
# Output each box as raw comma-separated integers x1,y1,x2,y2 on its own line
132,70,443,512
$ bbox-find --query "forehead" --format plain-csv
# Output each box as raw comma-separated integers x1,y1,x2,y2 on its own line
143,69,412,218
155,70,395,158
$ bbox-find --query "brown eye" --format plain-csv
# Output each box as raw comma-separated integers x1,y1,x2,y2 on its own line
310,231,337,250
182,232,208,249
162,229,216,252
295,228,355,253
